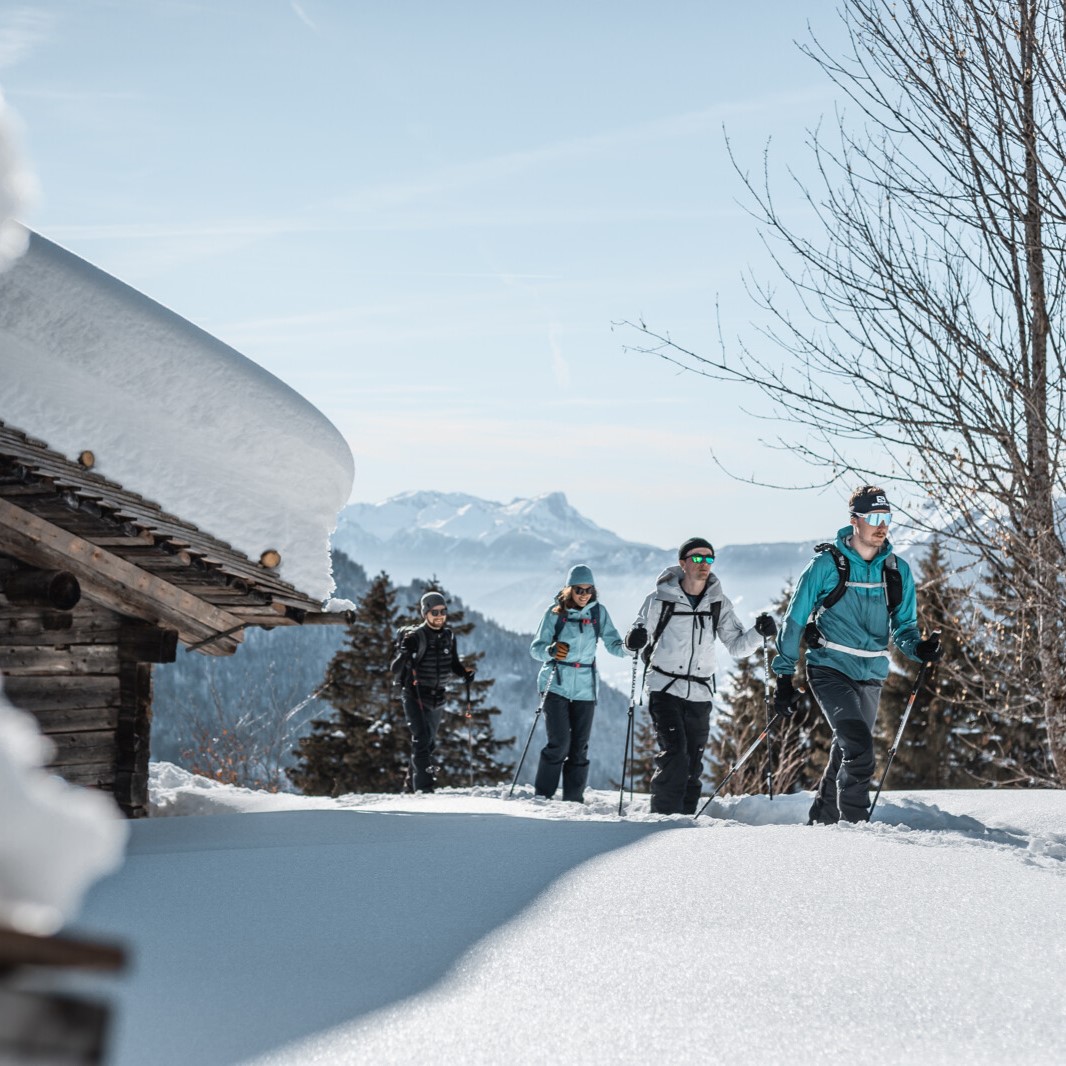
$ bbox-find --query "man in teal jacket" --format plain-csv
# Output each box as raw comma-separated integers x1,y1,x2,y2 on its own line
772,486,942,824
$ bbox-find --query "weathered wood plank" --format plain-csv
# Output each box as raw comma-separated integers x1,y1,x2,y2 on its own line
55,762,117,788
32,705,119,734
0,644,120,674
4,675,120,712
46,731,116,766
0,498,244,653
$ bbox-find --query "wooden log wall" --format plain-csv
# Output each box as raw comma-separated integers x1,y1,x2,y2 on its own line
0,554,173,817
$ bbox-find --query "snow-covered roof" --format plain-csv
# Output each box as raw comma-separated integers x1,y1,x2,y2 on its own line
0,229,353,602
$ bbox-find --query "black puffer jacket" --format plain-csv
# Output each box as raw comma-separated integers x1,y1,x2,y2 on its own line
392,623,466,692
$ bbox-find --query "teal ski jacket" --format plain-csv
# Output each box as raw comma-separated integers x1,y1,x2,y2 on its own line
772,527,923,682
530,596,627,701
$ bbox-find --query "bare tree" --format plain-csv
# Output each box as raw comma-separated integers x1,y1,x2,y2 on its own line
623,0,1066,780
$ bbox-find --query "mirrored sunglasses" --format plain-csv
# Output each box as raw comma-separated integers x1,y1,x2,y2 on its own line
685,554,714,564
854,511,892,526
427,608,447,616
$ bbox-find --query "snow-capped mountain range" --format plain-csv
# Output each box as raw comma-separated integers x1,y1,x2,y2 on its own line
333,490,822,691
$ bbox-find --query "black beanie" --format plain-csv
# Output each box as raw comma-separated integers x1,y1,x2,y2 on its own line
420,591,446,613
678,537,715,561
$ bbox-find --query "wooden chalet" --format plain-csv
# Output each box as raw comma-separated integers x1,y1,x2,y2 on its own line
0,419,348,818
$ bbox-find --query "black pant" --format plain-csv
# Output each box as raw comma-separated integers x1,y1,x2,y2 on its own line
807,666,883,823
534,692,595,802
648,690,711,815
401,686,445,792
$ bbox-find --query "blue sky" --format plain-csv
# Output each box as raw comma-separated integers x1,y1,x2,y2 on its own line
1,1,859,550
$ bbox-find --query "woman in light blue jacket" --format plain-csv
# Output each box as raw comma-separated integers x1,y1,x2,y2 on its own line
528,564,627,802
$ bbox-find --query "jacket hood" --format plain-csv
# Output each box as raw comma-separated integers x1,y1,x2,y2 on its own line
655,565,723,602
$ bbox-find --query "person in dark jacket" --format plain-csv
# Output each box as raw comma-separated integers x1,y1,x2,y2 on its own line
529,564,627,803
772,486,942,824
391,591,475,793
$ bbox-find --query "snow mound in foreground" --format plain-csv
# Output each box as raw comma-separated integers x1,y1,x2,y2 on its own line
0,687,127,934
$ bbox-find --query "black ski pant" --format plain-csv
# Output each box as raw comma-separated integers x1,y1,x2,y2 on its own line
648,690,711,815
401,685,446,792
807,666,883,824
534,692,595,802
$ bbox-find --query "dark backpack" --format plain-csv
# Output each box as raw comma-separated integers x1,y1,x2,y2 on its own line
389,623,436,683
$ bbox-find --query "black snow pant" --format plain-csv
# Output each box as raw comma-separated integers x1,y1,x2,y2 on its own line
807,666,883,824
534,692,595,802
401,685,446,792
648,690,711,815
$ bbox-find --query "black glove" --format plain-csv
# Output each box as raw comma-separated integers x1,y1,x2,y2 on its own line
915,633,942,662
464,663,477,679
547,641,570,661
774,675,797,718
624,626,647,651
754,613,777,638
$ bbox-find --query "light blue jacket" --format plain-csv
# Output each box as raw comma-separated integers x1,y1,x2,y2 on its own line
772,527,923,682
530,596,627,701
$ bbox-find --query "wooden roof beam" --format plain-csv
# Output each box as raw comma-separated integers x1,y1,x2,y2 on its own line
0,498,244,654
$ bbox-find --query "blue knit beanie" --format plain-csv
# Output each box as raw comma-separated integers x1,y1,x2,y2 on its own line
566,564,594,587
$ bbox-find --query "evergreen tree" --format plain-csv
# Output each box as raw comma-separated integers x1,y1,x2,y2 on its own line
875,540,1056,789
961,550,1056,786
287,572,408,795
876,539,974,789
707,584,830,796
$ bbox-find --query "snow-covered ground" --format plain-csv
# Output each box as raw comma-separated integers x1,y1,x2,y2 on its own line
66,763,1066,1066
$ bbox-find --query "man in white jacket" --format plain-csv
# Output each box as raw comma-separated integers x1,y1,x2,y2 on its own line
625,537,777,814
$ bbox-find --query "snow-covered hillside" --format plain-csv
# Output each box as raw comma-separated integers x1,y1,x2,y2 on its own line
64,763,1066,1066
335,490,822,690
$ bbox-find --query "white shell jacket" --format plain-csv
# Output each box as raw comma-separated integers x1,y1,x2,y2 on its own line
633,566,761,702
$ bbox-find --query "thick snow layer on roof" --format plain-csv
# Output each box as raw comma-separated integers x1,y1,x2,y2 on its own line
0,228,354,601
0,687,126,934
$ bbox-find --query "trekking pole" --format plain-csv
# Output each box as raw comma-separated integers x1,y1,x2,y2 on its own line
618,653,639,816
509,661,559,797
763,634,774,801
694,711,783,821
869,635,939,822
464,673,474,789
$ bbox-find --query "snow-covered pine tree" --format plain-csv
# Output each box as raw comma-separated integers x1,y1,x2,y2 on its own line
962,547,1057,786
396,579,514,788
287,571,408,795
706,585,829,796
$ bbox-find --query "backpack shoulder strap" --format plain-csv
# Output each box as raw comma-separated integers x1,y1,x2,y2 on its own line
710,599,721,636
884,553,902,612
591,602,602,640
551,610,569,644
814,542,849,610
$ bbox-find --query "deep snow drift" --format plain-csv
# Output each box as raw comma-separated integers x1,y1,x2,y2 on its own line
0,229,354,600
66,764,1066,1066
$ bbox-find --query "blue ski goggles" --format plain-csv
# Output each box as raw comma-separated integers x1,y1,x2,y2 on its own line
853,511,892,526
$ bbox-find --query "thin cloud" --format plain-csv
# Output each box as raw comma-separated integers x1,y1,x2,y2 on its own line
328,87,833,214
0,9,53,69
290,2,317,31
